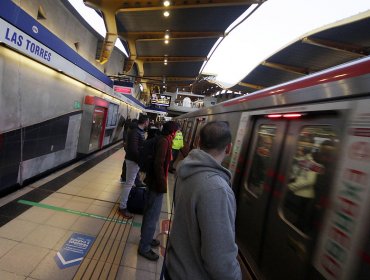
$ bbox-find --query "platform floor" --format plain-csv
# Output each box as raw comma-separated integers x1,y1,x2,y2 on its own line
0,143,175,280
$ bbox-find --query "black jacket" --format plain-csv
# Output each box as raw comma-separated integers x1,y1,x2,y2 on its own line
125,126,145,163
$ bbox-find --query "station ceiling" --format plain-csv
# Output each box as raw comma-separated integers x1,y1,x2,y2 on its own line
83,0,370,97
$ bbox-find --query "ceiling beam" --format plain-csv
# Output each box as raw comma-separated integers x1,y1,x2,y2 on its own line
120,31,224,40
138,56,207,62
261,61,308,75
117,1,259,12
238,82,264,90
144,76,196,82
302,37,368,57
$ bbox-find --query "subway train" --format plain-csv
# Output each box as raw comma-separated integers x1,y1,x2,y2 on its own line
175,56,370,280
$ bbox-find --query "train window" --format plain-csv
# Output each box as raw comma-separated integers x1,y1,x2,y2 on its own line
246,124,276,197
282,125,338,234
184,121,193,143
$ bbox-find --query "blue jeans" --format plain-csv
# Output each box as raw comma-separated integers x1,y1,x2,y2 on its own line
139,190,164,252
120,159,140,209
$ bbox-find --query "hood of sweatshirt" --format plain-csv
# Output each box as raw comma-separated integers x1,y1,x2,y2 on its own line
177,149,231,185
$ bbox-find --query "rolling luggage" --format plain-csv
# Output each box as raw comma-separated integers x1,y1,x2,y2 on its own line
127,186,148,214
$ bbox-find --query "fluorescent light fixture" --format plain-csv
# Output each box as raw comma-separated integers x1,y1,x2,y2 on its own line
202,0,370,88
67,0,128,57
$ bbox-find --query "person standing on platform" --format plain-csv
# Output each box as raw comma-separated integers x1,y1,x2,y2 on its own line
121,119,146,188
119,114,149,219
165,121,242,280
138,121,178,261
169,125,184,173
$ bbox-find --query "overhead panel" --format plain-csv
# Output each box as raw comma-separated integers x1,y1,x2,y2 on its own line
242,65,302,88
116,6,248,32
144,61,204,77
136,38,218,57
270,42,363,73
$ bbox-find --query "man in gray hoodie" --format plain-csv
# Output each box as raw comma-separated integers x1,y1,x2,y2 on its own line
165,121,242,280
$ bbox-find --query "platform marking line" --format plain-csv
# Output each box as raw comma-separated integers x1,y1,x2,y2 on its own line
17,199,142,228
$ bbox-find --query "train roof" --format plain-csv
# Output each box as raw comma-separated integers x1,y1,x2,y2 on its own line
177,56,370,118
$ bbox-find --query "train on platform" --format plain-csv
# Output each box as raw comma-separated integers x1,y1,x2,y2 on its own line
175,56,370,280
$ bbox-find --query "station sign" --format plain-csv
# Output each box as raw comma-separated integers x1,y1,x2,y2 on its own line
0,17,112,94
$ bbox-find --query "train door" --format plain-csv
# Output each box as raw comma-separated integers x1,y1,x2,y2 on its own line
89,107,107,151
260,115,340,280
236,118,287,266
191,117,207,149
237,114,341,280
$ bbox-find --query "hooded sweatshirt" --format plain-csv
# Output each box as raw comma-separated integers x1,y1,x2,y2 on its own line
166,149,242,280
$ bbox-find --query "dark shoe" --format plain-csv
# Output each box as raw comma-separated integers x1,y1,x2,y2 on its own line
119,208,133,219
151,239,160,247
138,249,159,261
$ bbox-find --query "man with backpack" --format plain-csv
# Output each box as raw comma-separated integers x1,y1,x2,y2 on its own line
119,114,149,219
138,121,178,261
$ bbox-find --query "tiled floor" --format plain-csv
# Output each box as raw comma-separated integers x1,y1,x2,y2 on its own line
0,143,175,280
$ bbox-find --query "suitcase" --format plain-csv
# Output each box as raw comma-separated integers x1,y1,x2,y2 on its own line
127,186,148,214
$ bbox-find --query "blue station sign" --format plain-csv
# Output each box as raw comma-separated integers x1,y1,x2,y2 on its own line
55,232,95,269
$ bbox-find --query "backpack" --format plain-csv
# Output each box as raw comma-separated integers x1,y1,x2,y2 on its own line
127,186,148,214
138,136,159,173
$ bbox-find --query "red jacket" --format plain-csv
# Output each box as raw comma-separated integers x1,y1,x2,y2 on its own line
144,134,172,193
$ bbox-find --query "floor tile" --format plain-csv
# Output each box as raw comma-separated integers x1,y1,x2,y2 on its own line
86,204,112,217
63,200,90,212
30,250,78,280
44,211,79,229
0,270,26,280
0,219,38,241
22,224,67,249
0,243,49,275
0,238,18,258
70,216,105,236
17,207,55,224
120,242,157,273
116,266,156,280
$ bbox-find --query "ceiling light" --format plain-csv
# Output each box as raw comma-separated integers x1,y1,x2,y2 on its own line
164,34,170,39
164,59,168,63
164,62,168,65
164,39,169,44
163,11,170,17
163,1,170,7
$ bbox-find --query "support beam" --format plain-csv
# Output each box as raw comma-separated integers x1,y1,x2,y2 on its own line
120,31,224,40
261,61,308,75
302,37,367,57
84,0,122,64
138,56,207,62
117,0,260,12
238,82,264,90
